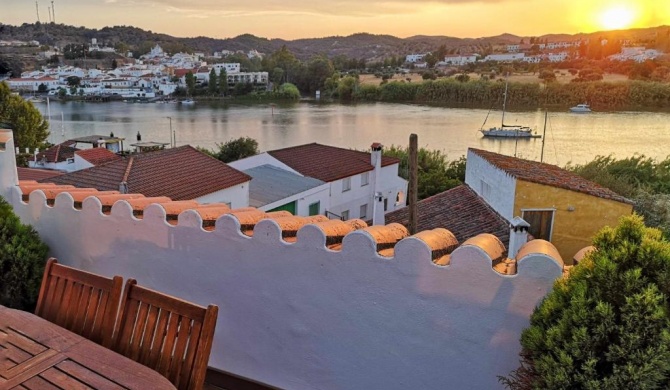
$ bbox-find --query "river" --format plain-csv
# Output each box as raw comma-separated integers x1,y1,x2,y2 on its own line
38,100,670,166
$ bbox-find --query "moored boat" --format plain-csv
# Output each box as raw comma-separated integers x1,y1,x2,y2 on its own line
479,76,540,139
570,103,592,113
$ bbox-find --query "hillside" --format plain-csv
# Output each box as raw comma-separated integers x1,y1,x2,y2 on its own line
0,23,668,61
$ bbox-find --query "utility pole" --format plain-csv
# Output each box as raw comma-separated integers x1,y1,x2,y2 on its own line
408,134,418,235
51,0,55,23
167,117,173,148
35,1,41,23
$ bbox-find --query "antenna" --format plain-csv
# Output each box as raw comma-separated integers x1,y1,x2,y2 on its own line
51,1,56,23
35,1,41,23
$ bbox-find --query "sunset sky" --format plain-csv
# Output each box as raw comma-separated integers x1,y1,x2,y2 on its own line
1,0,668,40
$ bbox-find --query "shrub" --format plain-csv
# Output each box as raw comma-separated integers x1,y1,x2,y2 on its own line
501,215,670,389
0,196,49,311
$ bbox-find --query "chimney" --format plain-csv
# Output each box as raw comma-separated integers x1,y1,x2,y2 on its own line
119,181,128,194
508,216,530,258
371,142,385,226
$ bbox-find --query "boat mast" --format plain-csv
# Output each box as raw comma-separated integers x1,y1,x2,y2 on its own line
501,75,509,127
540,110,548,163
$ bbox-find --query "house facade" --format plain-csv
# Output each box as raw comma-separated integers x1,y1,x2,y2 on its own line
465,148,633,261
229,143,408,222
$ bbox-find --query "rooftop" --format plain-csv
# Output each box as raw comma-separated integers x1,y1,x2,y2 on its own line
268,143,400,182
75,148,121,166
17,167,64,181
469,148,633,204
244,164,325,208
35,141,78,163
41,145,251,200
385,185,510,247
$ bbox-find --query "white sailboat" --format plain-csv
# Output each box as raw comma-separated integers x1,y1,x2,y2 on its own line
480,78,539,139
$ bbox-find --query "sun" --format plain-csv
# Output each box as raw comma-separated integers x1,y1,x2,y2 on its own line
598,5,636,30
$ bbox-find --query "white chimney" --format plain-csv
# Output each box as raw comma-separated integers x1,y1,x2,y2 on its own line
509,216,530,258
371,142,385,226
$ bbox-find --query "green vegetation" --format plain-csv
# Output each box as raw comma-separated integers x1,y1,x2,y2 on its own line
0,82,50,152
501,215,670,389
0,196,49,311
201,136,259,163
383,146,465,200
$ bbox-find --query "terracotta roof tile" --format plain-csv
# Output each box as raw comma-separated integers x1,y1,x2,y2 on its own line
17,167,64,181
42,146,251,200
75,148,121,166
385,185,510,247
35,141,78,163
469,148,632,204
268,143,400,182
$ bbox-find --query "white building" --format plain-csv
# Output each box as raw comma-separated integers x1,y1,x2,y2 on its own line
230,143,408,223
212,63,241,74
483,53,526,62
405,54,426,63
5,76,59,92
443,54,478,66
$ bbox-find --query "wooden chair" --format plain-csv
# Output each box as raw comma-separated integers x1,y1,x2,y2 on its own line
112,279,218,390
35,258,124,348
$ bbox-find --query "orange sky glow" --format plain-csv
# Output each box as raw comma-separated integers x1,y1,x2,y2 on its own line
1,0,668,39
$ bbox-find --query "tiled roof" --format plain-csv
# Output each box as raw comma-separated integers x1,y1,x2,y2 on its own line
385,185,510,247
268,143,400,182
42,146,251,200
17,167,64,181
75,148,121,166
244,165,325,207
469,148,633,204
35,141,78,163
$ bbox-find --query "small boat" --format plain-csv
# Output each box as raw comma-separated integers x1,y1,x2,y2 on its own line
570,103,592,113
25,96,46,103
180,99,195,105
480,77,540,139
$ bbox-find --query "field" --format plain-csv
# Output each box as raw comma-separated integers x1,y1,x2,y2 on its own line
359,72,629,86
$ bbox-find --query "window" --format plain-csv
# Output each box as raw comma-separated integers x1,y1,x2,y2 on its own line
480,179,491,200
341,210,349,220
67,158,75,164
360,204,368,219
361,172,369,186
522,209,555,241
342,177,351,192
309,201,320,216
384,198,388,212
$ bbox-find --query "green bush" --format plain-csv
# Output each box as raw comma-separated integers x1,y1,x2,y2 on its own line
501,215,670,389
0,196,49,311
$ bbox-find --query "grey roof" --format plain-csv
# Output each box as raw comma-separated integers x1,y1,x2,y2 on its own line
244,165,325,207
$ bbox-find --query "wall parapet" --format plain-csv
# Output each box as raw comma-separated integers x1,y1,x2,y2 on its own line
0,131,564,389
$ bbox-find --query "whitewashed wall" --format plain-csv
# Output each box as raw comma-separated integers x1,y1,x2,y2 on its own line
0,131,563,390
228,153,298,174
195,182,250,209
260,183,330,216
465,150,517,221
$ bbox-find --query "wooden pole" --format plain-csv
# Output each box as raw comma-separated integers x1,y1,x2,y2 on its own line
408,134,418,235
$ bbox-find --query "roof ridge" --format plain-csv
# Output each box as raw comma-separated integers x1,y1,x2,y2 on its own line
122,156,134,183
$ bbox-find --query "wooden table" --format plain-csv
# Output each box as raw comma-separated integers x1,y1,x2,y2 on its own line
0,306,176,390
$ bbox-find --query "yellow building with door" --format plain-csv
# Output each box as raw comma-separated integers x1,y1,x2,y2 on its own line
465,148,633,262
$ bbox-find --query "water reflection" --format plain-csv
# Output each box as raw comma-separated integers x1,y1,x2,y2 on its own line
44,101,670,166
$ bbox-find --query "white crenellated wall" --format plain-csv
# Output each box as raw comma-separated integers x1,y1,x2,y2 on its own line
465,149,517,221
0,130,564,389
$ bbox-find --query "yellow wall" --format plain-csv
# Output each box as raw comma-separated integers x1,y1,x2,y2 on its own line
514,180,633,263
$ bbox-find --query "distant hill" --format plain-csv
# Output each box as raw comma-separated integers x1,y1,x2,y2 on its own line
0,22,668,61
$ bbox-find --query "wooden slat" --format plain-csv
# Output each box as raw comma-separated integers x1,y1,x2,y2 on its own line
168,316,191,386
115,299,140,357
55,360,125,390
18,375,60,390
70,285,93,335
155,313,180,378
188,305,218,390
63,283,85,331
178,320,202,390
137,305,160,367
129,302,150,362
39,366,94,390
90,290,111,343
1,350,66,387
2,328,48,356
145,309,170,370
128,287,206,319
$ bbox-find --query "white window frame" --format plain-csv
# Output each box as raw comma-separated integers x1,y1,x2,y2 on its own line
361,172,369,187
521,208,556,241
342,177,351,192
360,204,368,219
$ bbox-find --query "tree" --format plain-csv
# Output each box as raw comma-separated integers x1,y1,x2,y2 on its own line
455,73,470,82
538,69,557,83
208,68,217,95
0,82,50,152
185,72,196,96
218,68,228,96
502,215,670,389
213,137,259,163
111,59,118,69
0,196,49,311
305,55,335,94
66,76,81,87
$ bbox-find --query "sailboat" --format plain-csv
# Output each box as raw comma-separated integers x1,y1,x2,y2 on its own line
480,78,540,139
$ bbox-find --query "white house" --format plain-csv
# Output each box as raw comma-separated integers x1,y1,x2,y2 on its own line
212,63,241,74
229,143,408,223
443,54,477,65
405,54,426,63
6,76,59,92
483,53,526,62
